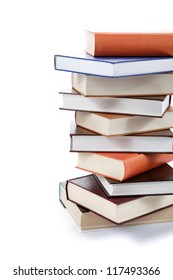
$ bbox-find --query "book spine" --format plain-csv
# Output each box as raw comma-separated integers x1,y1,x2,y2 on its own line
93,33,173,56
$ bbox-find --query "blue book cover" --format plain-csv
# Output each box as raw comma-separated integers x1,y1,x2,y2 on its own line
54,53,173,78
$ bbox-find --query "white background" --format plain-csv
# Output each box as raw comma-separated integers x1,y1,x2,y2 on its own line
1,0,173,279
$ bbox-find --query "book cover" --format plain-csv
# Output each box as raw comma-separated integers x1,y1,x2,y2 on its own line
66,174,173,224
86,31,173,56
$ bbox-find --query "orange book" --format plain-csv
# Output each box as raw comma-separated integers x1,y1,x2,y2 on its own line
86,31,173,56
77,152,173,181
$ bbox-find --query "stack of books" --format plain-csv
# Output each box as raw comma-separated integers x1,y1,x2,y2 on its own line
55,31,173,231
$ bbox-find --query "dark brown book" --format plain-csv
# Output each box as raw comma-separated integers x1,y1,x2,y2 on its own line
70,122,173,153
59,181,173,231
66,174,173,224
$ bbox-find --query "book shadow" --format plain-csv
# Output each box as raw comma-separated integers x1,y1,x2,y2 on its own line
120,222,173,242
84,222,173,242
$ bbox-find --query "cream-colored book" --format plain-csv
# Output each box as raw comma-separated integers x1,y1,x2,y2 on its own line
76,107,173,136
72,73,173,97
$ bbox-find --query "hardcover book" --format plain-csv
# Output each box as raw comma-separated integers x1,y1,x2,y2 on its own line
60,89,170,117
60,181,173,231
76,152,173,181
86,31,173,56
66,174,173,224
72,73,173,97
70,123,173,153
75,107,173,136
54,53,173,78
94,164,173,196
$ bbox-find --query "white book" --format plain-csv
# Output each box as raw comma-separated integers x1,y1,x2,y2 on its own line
60,88,170,117
70,123,173,153
54,53,173,78
72,72,173,96
94,164,173,196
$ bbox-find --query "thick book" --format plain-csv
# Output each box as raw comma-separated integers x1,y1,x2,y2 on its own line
60,181,173,231
75,107,173,136
60,89,170,117
76,152,173,181
70,123,173,153
66,174,173,224
86,31,173,56
54,53,173,78
94,164,173,196
72,73,173,97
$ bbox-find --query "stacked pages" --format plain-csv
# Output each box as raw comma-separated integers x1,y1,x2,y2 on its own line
55,31,173,231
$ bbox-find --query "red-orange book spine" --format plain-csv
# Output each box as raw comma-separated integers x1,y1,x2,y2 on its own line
86,31,173,56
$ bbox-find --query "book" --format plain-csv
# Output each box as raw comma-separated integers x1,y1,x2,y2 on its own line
72,72,173,97
66,174,173,224
60,181,173,231
70,123,173,153
54,53,173,78
76,152,173,181
75,107,173,136
86,31,173,56
94,164,173,196
60,89,170,117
